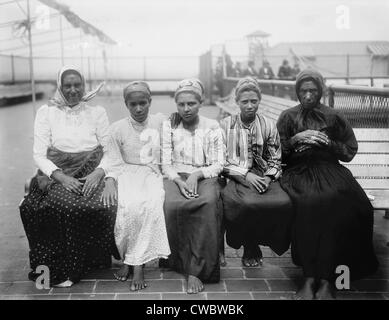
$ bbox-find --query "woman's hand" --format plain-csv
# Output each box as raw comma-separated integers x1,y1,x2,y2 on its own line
292,130,329,147
100,178,117,207
51,170,83,195
245,172,271,194
79,168,105,196
174,177,196,199
185,171,204,197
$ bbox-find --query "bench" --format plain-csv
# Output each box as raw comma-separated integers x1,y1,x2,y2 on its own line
0,84,44,107
216,93,389,219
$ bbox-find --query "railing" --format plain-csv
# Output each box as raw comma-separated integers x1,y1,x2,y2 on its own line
326,85,389,128
221,77,389,128
222,77,297,100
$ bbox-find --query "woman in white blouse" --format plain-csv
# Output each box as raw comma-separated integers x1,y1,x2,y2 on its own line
161,79,225,294
20,66,118,288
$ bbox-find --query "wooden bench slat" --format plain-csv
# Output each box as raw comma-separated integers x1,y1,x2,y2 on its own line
353,129,389,141
358,142,389,153
364,190,389,209
344,165,389,177
262,94,297,107
259,105,284,115
259,107,281,119
355,179,389,189
344,154,389,165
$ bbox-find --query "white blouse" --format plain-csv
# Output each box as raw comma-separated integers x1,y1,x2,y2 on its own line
102,113,166,181
33,103,110,177
161,115,225,180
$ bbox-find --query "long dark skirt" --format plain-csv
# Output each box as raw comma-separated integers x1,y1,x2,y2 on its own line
20,147,118,286
163,174,223,283
280,155,379,281
222,176,293,256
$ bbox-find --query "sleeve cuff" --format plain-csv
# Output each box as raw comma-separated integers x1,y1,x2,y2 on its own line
45,164,60,179
167,172,180,181
162,166,180,181
96,165,108,176
223,166,248,177
265,167,281,180
104,173,118,182
201,168,212,179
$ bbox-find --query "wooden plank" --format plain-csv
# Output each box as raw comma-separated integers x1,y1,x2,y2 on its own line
260,104,287,117
260,106,282,119
358,142,389,153
344,154,389,165
355,178,389,189
261,99,292,111
260,103,285,115
364,190,389,209
353,129,389,142
344,165,389,178
262,94,297,107
215,101,238,115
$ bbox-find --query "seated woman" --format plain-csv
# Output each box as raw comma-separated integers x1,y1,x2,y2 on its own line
161,79,225,294
276,69,378,300
220,77,293,267
19,66,119,287
101,81,170,291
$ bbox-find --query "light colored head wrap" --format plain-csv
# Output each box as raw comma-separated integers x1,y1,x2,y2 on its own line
123,81,152,101
174,78,204,102
48,65,104,107
235,77,262,101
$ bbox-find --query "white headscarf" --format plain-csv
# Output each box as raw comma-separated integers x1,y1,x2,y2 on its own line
48,65,104,108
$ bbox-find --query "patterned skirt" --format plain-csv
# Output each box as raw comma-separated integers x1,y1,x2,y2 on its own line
115,164,170,266
20,147,119,286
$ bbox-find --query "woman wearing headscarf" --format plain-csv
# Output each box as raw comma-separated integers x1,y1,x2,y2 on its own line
20,66,119,287
101,81,170,291
220,77,293,268
277,69,378,299
161,79,225,294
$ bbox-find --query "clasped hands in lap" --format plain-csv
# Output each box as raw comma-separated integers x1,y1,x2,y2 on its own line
174,171,204,199
292,129,330,153
245,172,271,194
51,168,105,196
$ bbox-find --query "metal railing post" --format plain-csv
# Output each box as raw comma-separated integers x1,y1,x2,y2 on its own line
328,86,334,108
11,54,15,84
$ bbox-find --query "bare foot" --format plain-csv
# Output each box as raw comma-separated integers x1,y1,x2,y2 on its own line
53,280,73,288
315,279,336,300
187,275,204,294
242,245,263,267
130,265,147,291
114,264,130,282
293,277,316,300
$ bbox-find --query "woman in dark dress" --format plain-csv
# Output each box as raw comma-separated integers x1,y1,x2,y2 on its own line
220,77,293,267
276,69,378,299
161,79,225,294
20,66,119,287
